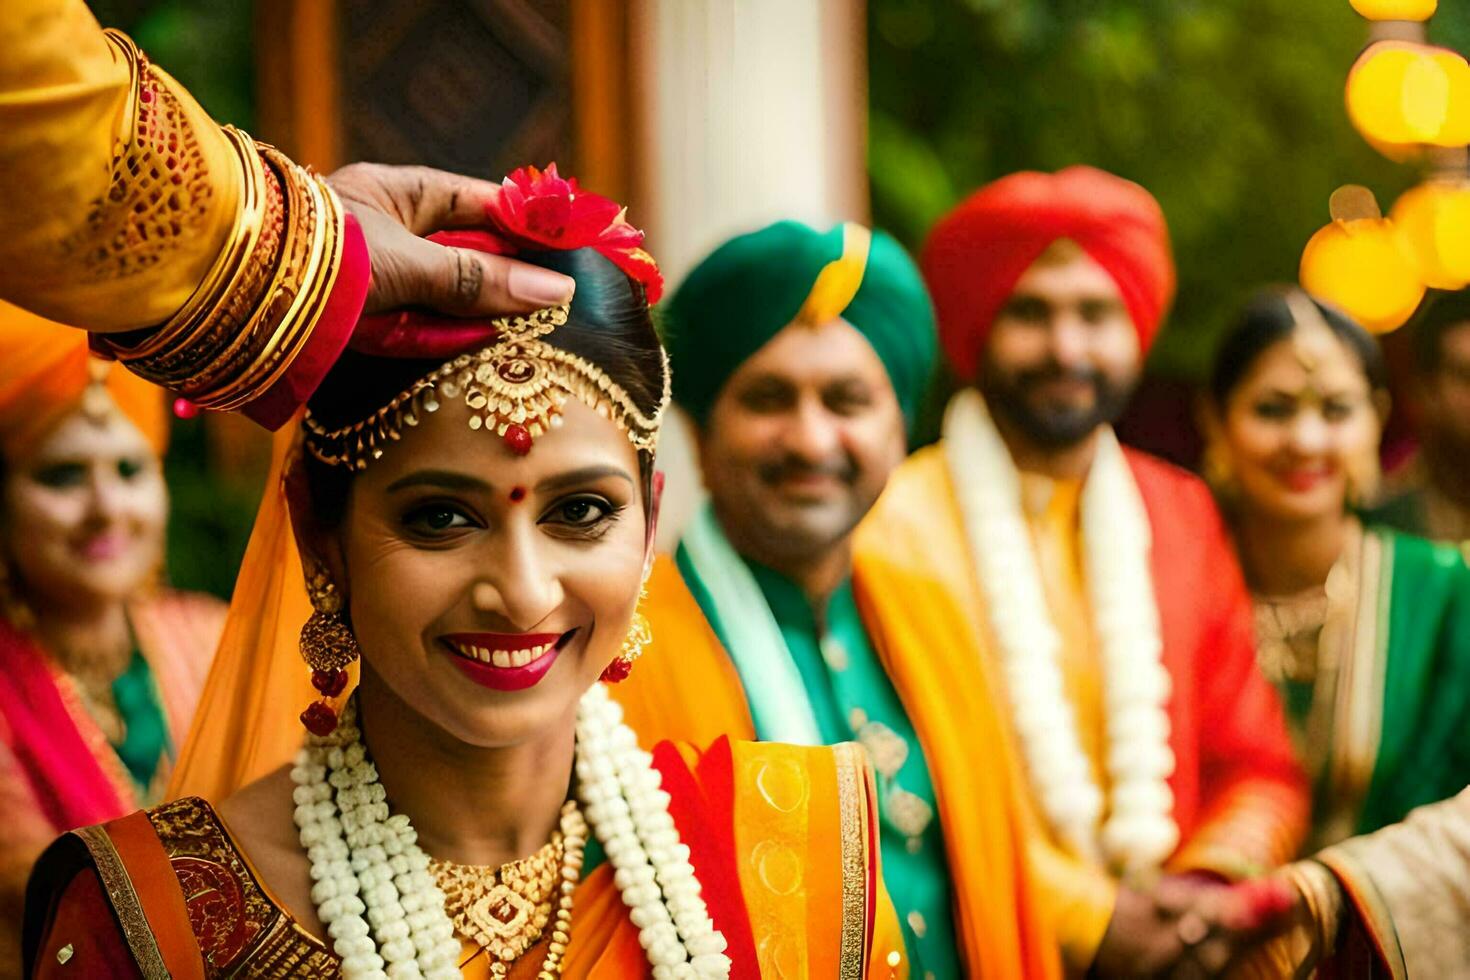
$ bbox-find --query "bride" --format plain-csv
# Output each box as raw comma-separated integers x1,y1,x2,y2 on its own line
22,166,905,979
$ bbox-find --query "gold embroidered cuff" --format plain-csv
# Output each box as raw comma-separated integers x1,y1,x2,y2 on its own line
95,125,345,413
1288,859,1345,962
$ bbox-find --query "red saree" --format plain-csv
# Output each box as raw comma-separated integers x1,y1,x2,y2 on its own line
23,738,907,979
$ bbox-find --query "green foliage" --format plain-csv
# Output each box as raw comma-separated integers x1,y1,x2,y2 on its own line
869,0,1470,378
89,0,254,128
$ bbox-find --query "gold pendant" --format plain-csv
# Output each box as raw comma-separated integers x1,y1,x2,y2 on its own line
431,834,563,965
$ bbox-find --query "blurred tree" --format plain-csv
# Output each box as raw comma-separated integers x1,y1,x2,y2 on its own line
868,0,1470,382
90,0,254,127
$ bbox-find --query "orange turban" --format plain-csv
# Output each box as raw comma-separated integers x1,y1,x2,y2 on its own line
0,302,169,461
921,166,1176,380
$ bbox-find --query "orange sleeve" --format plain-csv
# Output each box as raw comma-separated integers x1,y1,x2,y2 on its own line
0,0,241,328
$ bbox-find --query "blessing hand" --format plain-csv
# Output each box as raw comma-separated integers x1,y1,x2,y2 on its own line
328,163,575,345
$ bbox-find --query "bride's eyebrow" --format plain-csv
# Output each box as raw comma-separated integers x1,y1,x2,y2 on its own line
384,469,494,494
535,465,634,494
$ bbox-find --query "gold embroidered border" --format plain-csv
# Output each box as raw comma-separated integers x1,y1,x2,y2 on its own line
1328,528,1389,843
73,825,171,980
1318,847,1410,980
833,742,868,980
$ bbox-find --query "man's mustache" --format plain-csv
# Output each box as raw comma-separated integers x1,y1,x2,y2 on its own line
1015,364,1103,393
756,455,857,485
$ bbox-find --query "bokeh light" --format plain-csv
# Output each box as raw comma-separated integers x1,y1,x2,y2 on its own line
1392,180,1470,289
1350,0,1437,21
1346,42,1470,148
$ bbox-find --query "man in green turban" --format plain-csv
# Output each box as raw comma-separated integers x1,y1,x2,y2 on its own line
610,220,1059,979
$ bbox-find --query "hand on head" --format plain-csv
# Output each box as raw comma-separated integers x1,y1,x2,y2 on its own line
327,163,576,357
1093,874,1302,979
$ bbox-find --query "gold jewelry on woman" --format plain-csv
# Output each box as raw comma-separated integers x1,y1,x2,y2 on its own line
1202,436,1238,501
601,610,651,684
303,305,670,471
298,561,358,735
430,798,587,978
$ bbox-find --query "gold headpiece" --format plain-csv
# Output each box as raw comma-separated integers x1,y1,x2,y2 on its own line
79,358,122,426
303,305,670,470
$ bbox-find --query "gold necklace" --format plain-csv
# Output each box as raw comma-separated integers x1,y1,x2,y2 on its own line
428,799,586,979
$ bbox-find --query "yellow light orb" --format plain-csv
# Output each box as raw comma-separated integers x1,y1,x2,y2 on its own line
1350,0,1437,20
1392,182,1470,289
1346,42,1470,148
1300,217,1426,333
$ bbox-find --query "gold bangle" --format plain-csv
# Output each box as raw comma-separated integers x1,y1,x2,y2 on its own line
197,148,344,410
180,152,313,399
109,126,269,366
126,152,284,387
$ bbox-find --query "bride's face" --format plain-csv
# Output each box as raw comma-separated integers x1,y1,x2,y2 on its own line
321,396,648,748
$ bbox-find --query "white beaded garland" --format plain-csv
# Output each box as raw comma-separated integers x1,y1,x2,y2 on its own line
291,686,730,979
943,390,1178,874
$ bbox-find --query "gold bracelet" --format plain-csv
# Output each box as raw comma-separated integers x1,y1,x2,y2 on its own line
126,150,284,387
109,125,270,368
197,147,344,410
178,151,310,399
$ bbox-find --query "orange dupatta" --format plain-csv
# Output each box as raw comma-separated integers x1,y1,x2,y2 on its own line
853,452,1064,980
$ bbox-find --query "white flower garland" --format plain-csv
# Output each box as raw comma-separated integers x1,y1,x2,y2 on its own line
943,390,1178,874
292,686,731,979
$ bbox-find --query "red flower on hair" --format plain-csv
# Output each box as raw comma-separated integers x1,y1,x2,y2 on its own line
485,163,663,303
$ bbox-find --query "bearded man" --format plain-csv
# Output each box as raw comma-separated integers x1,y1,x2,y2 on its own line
614,220,1060,979
854,167,1310,976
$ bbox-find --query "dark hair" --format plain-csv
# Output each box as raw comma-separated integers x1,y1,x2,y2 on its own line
1412,287,1470,375
1208,288,1389,407
303,247,665,526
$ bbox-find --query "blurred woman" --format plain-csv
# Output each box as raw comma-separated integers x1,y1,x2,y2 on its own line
1201,287,1470,853
0,307,222,971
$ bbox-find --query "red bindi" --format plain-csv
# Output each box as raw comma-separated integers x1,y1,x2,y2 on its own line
509,486,527,503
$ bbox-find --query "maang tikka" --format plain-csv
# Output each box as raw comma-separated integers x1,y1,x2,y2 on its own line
298,561,359,735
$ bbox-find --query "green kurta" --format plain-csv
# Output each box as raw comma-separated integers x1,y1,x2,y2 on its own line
1269,524,1470,850
109,646,171,795
677,543,960,979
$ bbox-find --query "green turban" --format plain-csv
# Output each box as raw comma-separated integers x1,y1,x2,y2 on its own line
663,220,937,438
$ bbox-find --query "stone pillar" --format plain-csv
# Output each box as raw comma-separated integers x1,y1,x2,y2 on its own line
630,0,868,548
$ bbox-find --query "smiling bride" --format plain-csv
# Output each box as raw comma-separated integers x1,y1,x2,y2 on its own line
21,166,906,979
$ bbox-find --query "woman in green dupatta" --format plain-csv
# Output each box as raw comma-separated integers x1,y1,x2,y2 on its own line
1201,286,1470,852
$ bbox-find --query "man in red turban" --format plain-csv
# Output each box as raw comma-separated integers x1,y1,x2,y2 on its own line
854,168,1309,975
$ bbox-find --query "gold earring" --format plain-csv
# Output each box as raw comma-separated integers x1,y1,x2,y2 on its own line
299,562,359,736
1202,437,1239,501
1346,450,1383,509
601,610,651,684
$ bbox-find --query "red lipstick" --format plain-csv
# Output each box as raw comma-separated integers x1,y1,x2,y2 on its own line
1276,467,1333,493
440,631,568,692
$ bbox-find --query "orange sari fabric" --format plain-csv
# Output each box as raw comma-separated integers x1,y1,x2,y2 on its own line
618,557,1061,979
24,738,905,978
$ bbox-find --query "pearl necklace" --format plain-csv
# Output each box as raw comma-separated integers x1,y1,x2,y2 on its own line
292,685,731,979
942,390,1178,874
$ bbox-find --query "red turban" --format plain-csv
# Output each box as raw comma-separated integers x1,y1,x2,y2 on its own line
921,166,1176,380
